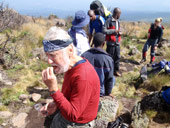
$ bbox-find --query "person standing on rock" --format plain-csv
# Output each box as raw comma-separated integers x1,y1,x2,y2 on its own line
82,32,115,96
68,10,90,56
103,7,122,77
41,27,100,128
140,18,163,65
88,10,105,46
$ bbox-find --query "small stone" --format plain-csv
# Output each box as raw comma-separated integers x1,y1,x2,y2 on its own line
19,94,29,101
4,81,12,86
0,111,12,119
0,73,2,81
2,123,7,126
31,93,41,102
23,100,28,104
120,66,128,72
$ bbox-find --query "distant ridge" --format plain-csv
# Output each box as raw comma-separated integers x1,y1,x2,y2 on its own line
18,9,170,23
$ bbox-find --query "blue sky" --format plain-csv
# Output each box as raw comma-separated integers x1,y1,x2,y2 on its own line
4,0,170,12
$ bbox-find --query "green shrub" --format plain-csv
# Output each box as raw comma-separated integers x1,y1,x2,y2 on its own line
122,37,132,47
137,44,143,51
145,110,157,119
0,88,25,105
6,64,25,78
0,105,8,111
37,36,44,47
30,60,50,72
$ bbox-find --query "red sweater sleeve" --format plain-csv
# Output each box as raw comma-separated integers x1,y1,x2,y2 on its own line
51,80,94,123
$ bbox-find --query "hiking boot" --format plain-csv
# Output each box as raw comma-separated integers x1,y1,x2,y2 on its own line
114,72,121,77
147,61,153,67
140,58,146,64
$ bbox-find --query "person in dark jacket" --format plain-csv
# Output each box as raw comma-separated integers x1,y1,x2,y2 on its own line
140,18,163,64
103,7,122,77
82,32,115,96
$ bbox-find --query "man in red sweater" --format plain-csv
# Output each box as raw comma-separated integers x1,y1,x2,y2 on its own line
41,26,100,128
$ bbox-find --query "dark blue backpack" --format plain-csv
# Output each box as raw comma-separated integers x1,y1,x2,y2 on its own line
162,88,170,104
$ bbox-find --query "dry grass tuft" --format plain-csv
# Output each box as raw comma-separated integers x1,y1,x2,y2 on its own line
141,75,170,91
21,22,47,39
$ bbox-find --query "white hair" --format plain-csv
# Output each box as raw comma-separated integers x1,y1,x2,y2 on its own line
61,43,77,56
44,26,71,41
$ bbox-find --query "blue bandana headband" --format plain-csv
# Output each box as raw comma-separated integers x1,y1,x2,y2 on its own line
43,39,73,52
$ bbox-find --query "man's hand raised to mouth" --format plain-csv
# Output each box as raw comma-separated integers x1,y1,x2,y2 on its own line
42,67,58,92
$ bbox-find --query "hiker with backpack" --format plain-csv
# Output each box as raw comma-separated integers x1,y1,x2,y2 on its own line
88,10,105,46
103,7,122,77
140,18,163,65
68,10,90,56
90,0,112,20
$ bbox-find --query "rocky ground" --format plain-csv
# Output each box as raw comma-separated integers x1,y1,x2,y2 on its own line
1,41,170,127
0,9,170,127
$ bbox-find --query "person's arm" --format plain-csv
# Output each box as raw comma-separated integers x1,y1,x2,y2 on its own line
105,59,115,95
103,26,118,35
88,22,94,46
51,79,93,122
42,67,94,121
157,27,163,44
102,20,118,35
89,34,93,46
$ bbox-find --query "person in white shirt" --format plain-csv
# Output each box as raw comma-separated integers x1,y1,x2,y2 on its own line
68,10,90,56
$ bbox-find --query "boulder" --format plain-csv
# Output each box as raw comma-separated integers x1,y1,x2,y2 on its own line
12,113,28,128
131,102,149,128
0,70,13,86
131,91,170,128
95,96,119,128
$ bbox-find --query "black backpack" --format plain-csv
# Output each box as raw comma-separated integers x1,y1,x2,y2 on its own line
90,0,105,18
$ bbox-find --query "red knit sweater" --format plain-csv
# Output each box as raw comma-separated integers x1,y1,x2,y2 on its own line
51,60,100,123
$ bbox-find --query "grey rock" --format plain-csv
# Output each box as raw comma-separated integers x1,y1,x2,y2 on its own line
31,93,41,102
0,70,13,86
4,81,12,86
34,86,44,91
131,102,149,128
120,66,128,72
95,96,119,128
0,111,12,119
140,65,147,81
23,100,28,104
19,94,29,101
131,91,170,128
12,113,28,128
129,47,140,56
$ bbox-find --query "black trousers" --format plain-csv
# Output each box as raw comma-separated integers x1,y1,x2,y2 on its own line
106,43,120,72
